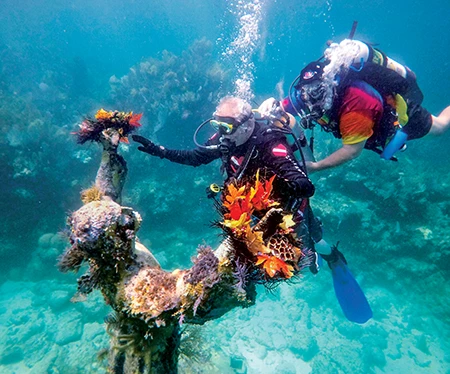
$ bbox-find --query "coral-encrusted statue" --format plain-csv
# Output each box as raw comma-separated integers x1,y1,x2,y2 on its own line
59,111,312,373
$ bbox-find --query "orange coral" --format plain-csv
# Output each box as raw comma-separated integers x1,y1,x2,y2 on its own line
250,171,278,211
227,195,252,221
223,184,247,210
76,109,143,144
129,113,143,127
222,171,282,237
245,226,269,255
223,213,251,232
95,108,112,121
222,183,253,233
255,254,294,279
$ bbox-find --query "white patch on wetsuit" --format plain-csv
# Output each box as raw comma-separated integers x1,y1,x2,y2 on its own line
272,143,288,157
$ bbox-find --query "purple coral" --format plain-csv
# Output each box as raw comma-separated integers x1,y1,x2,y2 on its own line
184,245,221,288
232,258,250,292
183,245,222,317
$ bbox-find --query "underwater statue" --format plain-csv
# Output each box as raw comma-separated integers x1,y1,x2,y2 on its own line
59,110,314,373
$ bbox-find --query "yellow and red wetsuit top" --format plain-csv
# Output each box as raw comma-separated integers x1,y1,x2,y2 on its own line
337,80,384,145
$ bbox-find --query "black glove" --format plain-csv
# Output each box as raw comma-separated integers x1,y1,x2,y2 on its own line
132,135,166,158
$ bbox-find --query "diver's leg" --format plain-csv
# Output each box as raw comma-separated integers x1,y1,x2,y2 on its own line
315,239,332,255
302,204,331,272
306,205,332,255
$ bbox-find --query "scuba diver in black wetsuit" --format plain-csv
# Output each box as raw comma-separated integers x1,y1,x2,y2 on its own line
132,96,324,271
134,96,372,323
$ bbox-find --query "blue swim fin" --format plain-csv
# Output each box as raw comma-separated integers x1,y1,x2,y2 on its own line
329,258,373,324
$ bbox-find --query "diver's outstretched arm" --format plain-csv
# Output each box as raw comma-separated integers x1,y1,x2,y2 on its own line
132,134,220,166
307,141,365,173
430,106,450,136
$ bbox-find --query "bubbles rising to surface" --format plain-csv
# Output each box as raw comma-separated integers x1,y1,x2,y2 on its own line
221,0,266,102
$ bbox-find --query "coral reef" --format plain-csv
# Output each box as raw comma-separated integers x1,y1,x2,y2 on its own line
74,109,142,145
218,171,308,284
109,38,231,145
80,185,103,204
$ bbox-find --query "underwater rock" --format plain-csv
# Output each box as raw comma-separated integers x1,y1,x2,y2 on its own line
54,311,83,345
47,290,71,312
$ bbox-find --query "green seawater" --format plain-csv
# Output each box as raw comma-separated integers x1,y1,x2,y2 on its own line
0,0,449,372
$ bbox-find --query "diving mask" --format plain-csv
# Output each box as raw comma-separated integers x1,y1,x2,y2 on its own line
210,112,253,135
210,117,238,135
218,113,255,147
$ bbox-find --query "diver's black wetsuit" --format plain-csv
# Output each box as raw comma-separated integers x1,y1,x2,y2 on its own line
159,121,322,247
160,121,314,200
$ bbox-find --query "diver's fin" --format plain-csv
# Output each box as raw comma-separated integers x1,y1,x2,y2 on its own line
329,258,373,324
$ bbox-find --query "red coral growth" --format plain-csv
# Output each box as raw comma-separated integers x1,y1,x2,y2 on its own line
220,171,305,282
129,113,143,128
251,173,276,211
74,109,143,144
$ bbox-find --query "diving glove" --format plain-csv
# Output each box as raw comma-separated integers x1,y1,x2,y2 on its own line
132,135,166,158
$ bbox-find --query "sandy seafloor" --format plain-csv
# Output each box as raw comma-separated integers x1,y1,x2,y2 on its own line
1,269,449,373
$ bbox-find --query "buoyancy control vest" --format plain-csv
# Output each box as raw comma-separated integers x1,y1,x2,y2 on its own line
322,40,423,158
223,120,290,179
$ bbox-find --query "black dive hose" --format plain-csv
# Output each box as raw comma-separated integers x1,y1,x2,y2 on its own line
288,127,309,176
269,125,310,177
193,118,219,150
348,21,358,39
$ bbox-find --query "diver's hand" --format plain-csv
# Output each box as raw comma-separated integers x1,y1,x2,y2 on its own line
257,97,281,119
305,161,319,174
132,135,166,158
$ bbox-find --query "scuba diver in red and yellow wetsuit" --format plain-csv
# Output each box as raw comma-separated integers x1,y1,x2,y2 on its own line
260,39,450,173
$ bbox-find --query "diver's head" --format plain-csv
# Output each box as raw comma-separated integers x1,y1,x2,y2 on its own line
287,61,327,126
211,96,255,146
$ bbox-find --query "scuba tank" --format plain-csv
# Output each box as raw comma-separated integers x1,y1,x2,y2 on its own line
340,39,423,104
344,40,417,159
348,40,409,78
380,129,408,160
